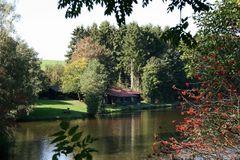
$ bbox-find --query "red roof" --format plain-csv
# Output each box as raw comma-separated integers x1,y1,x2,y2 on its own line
107,87,141,97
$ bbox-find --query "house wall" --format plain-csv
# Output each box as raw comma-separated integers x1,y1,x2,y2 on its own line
106,95,141,105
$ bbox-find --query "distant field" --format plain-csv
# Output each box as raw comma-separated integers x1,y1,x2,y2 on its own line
41,59,65,70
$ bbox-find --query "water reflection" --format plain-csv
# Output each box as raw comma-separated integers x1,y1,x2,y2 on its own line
10,109,181,160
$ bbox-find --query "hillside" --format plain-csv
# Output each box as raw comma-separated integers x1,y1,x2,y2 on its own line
41,60,65,70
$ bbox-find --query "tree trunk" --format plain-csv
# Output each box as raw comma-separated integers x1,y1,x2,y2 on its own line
130,59,134,89
118,71,122,85
77,92,81,101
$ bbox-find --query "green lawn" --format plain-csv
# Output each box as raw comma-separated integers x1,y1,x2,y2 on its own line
17,99,177,121
18,100,87,121
41,59,65,70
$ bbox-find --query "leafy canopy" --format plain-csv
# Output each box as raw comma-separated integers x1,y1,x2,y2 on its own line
80,59,109,116
57,0,211,26
57,0,211,47
0,31,42,119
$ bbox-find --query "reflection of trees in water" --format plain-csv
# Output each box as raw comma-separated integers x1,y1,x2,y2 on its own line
10,122,59,160
5,110,182,160
0,119,15,160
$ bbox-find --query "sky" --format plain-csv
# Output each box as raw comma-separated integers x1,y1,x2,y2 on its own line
14,0,197,60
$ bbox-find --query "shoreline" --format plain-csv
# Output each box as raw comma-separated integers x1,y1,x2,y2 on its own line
17,101,179,122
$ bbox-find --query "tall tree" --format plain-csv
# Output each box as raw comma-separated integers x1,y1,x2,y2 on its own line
142,57,164,103
66,26,89,62
58,0,211,47
71,36,105,62
0,1,19,33
44,63,64,86
61,59,87,100
180,0,240,81
121,23,167,90
57,0,211,26
0,31,42,119
80,59,109,116
153,0,240,158
121,22,147,90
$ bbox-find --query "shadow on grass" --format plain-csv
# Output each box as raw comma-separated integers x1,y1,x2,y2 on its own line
18,107,87,121
36,100,73,105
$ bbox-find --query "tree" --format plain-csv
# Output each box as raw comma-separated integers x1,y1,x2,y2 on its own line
0,1,19,33
121,23,170,90
57,0,210,26
67,22,125,84
61,59,87,100
151,0,240,158
44,63,64,86
142,50,186,104
80,59,109,116
142,57,164,103
0,2,42,158
71,37,105,62
57,0,211,47
66,26,89,62
180,0,240,84
0,31,42,119
121,22,149,90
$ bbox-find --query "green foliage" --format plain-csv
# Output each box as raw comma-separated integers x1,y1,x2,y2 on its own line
66,21,187,102
121,23,167,89
162,18,197,48
51,121,97,160
180,0,240,80
195,0,240,36
0,0,20,33
142,57,165,103
57,0,211,47
80,59,109,116
66,22,125,84
142,51,186,103
61,59,87,95
45,63,64,86
0,31,42,119
57,0,210,26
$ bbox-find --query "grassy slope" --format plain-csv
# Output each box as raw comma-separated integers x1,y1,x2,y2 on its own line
18,100,87,121
41,60,65,70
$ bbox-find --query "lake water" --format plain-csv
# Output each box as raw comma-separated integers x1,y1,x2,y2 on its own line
8,109,182,160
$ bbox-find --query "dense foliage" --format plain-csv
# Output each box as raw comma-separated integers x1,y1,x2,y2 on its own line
45,63,64,86
0,31,42,119
58,0,210,26
80,59,109,116
61,59,87,100
142,57,164,103
71,37,105,62
0,0,19,33
66,22,186,103
151,0,240,159
57,0,212,47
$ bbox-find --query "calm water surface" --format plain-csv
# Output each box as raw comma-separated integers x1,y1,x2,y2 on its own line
9,109,181,160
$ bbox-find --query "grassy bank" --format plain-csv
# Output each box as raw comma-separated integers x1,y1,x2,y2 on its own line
17,100,87,121
17,100,178,121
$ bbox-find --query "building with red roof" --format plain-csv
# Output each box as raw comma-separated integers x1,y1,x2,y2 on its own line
106,87,141,105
